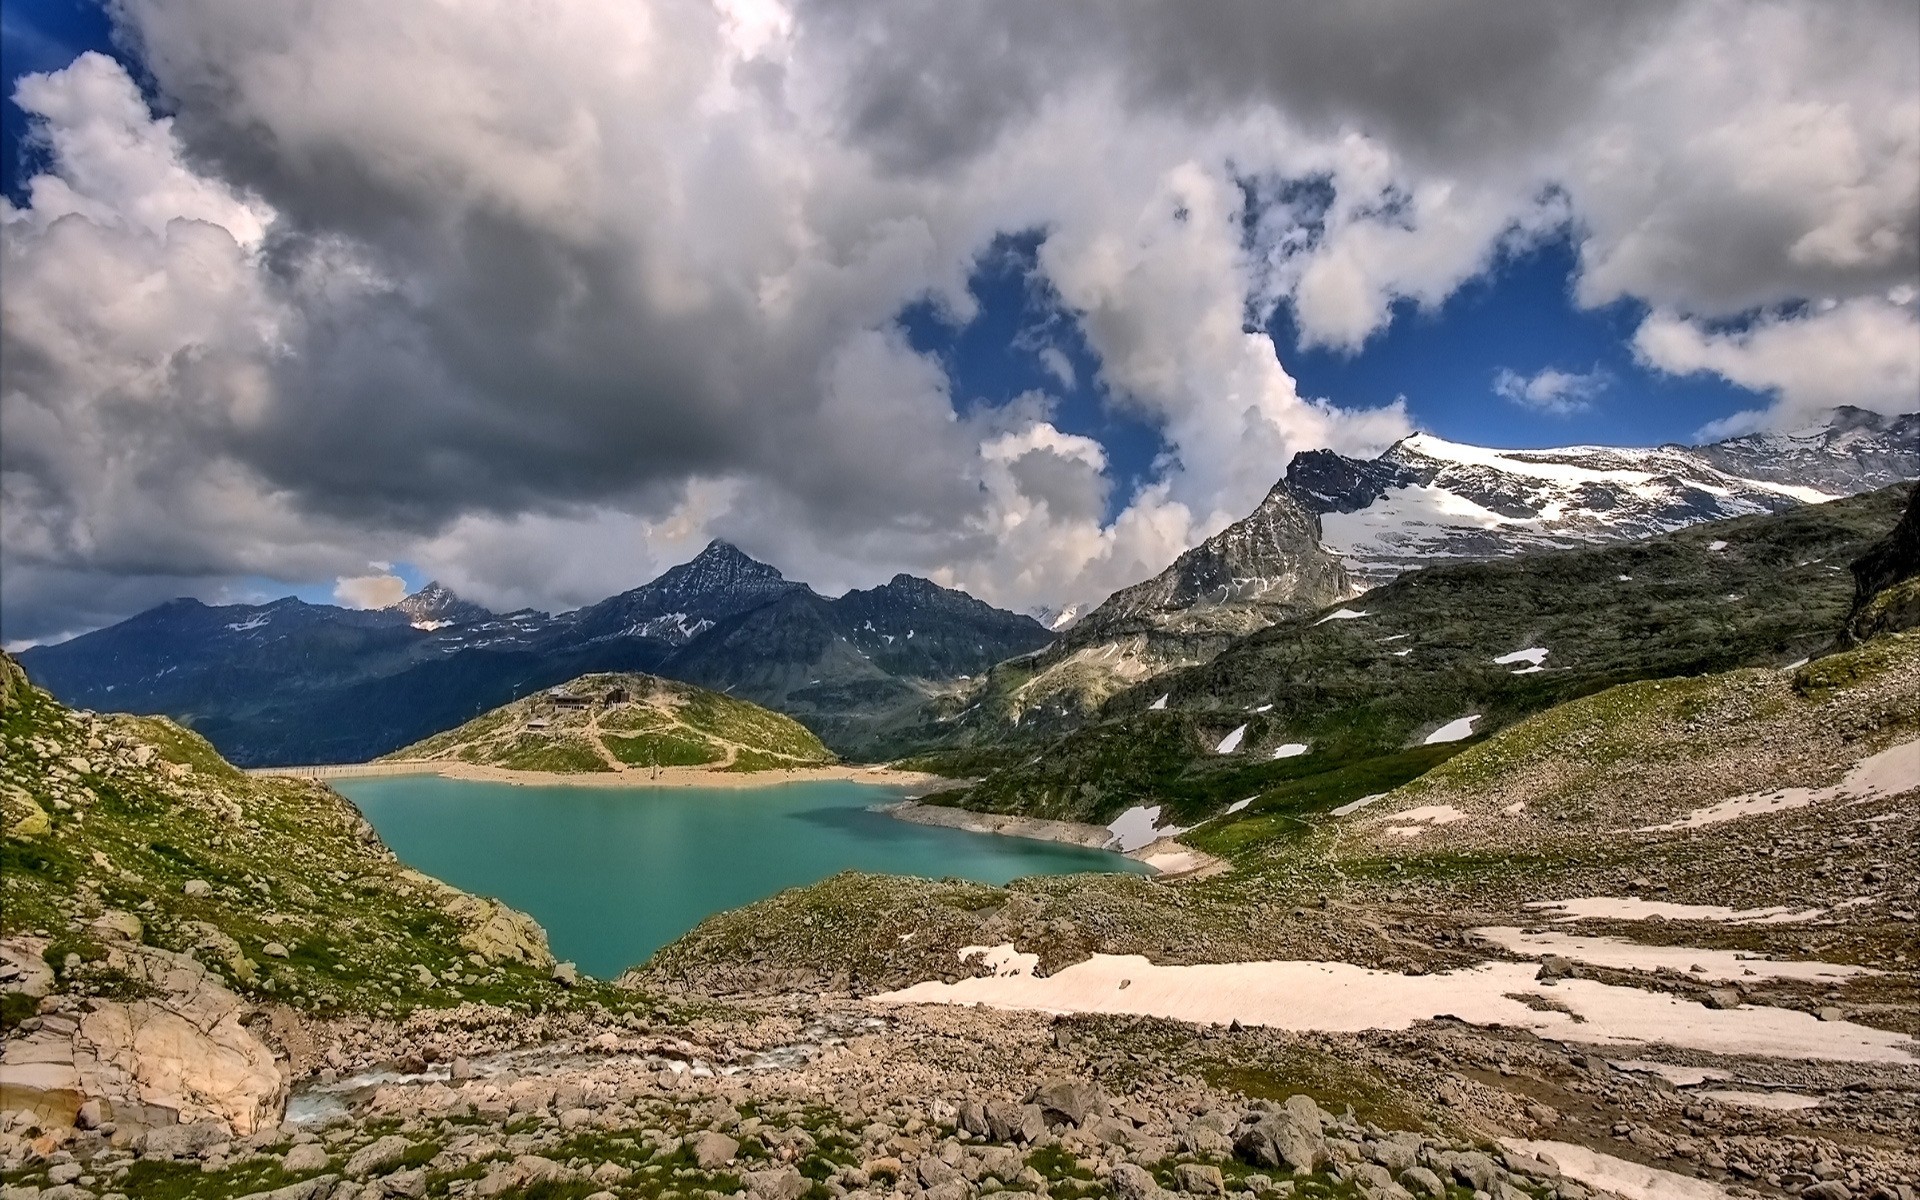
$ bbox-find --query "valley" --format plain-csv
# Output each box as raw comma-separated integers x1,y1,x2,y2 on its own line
3,419,1918,1200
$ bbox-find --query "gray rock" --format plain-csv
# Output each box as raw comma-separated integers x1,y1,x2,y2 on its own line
918,1157,960,1187
140,1119,230,1159
551,962,579,987
1801,1184,1853,1200
1449,1150,1498,1192
977,1147,1024,1182
1176,1163,1225,1195
1704,988,1744,1010
1031,1078,1103,1128
182,880,212,897
923,1181,971,1200
234,1176,338,1200
1399,1165,1446,1198
689,1131,739,1168
282,1142,329,1172
1235,1113,1327,1174
343,1133,412,1177
746,1167,809,1200
1367,1136,1417,1175
261,943,289,960
1110,1163,1164,1200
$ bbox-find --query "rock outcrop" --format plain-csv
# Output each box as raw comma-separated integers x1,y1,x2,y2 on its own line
0,939,285,1134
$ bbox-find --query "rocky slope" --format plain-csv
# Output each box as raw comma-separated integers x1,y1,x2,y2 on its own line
921,484,1354,751
1845,485,1920,644
931,482,1912,828
385,671,834,774
17,544,1048,766
1286,407,1918,587
0,651,583,1141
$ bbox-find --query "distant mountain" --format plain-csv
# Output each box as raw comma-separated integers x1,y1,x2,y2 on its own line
392,581,494,629
16,542,1048,765
663,573,1053,753
1285,406,1918,586
571,540,806,644
1030,603,1086,633
931,482,1353,741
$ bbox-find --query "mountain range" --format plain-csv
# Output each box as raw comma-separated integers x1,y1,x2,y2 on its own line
1287,406,1918,586
15,407,1916,766
15,541,1050,765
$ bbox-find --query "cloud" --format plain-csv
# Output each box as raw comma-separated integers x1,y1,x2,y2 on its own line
1636,297,1920,435
333,572,409,609
1492,365,1611,416
1,1,1915,640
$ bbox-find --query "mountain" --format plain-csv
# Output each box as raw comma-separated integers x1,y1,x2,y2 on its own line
387,670,834,773
918,481,1354,743
16,542,1047,765
661,574,1053,754
929,481,1913,827
391,580,494,629
570,540,807,644
1285,406,1920,586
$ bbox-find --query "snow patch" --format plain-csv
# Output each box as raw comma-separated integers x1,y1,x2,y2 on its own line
1474,927,1876,983
1148,694,1168,710
1422,715,1480,744
1708,539,1729,551
1527,898,1828,925
1501,1140,1732,1200
1215,725,1247,754
877,953,1915,1063
1700,1090,1822,1111
1270,743,1309,759
1225,797,1255,815
1493,647,1550,667
1641,738,1920,830
1313,607,1370,625
1331,793,1387,817
1105,806,1189,853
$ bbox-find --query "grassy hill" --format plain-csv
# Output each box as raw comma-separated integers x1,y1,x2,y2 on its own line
385,670,835,773
0,652,573,1021
920,482,1914,827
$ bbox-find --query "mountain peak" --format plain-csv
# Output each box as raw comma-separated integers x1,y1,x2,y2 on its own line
394,580,492,627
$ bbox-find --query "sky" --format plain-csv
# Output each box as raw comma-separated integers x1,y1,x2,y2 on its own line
2,0,1917,644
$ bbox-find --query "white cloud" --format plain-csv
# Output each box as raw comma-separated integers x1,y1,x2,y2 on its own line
1637,298,1920,436
1,1,1915,640
333,572,408,609
1492,365,1611,416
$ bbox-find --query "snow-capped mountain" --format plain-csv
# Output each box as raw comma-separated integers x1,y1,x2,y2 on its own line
1284,407,1919,586
391,580,494,629
1030,603,1086,633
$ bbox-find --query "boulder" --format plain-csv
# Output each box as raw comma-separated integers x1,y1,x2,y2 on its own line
1400,1165,1446,1198
1235,1111,1328,1174
746,1166,809,1200
235,1176,338,1200
689,1130,740,1168
1110,1162,1165,1200
1450,1151,1499,1192
1030,1078,1103,1128
283,1141,329,1172
344,1133,413,1177
1175,1163,1225,1195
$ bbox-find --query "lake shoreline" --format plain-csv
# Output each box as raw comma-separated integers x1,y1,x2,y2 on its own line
883,800,1227,879
253,759,964,792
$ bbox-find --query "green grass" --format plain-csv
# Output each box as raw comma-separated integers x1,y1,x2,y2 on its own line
603,731,725,767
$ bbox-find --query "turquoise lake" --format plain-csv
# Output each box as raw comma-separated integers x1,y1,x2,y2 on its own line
335,777,1144,978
